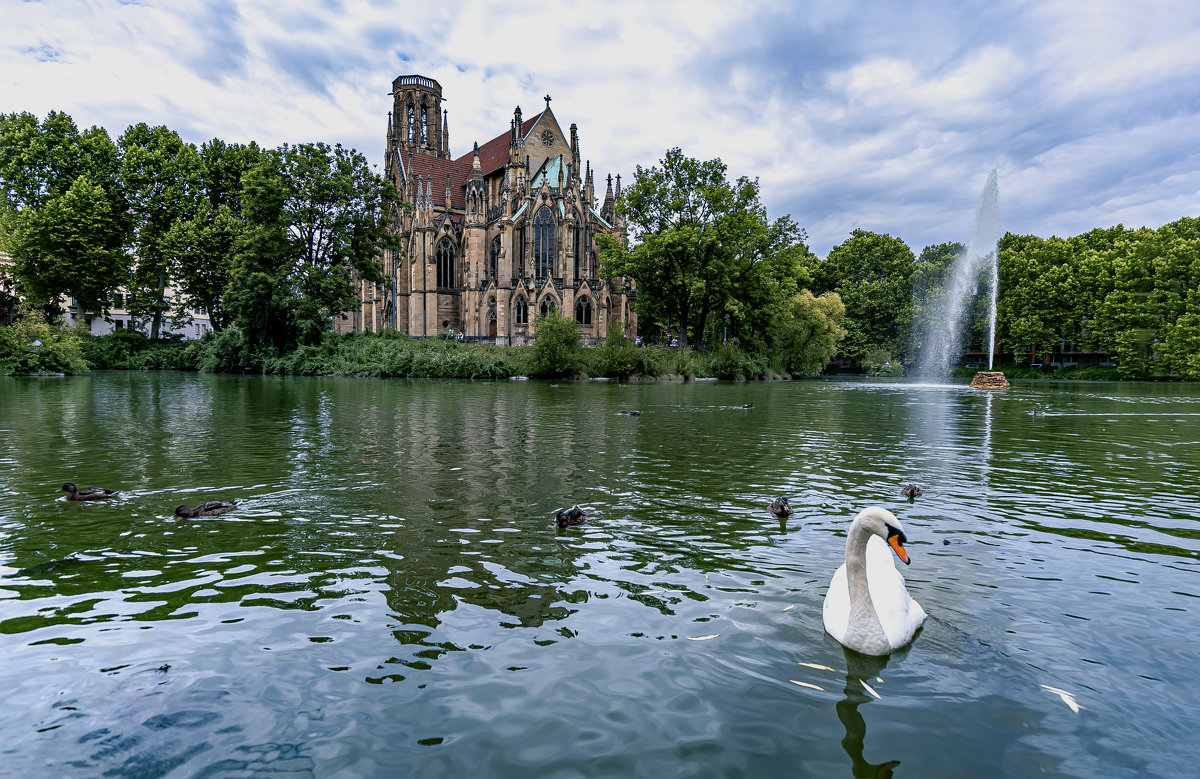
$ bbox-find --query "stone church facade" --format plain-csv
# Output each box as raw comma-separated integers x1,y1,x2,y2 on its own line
342,74,636,345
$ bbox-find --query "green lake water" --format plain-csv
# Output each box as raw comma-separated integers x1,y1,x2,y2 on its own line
1,372,1198,777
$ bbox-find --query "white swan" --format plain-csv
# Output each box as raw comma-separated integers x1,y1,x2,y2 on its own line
823,507,927,655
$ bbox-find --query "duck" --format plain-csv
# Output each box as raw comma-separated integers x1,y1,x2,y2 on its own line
768,496,794,518
740,403,754,410
174,500,239,518
617,410,641,416
555,505,586,527
61,482,118,501
900,483,922,501
822,507,927,656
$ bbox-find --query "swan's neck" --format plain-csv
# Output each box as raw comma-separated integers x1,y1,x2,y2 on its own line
845,523,888,651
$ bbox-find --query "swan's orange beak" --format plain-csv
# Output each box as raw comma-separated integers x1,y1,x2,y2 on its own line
888,534,911,565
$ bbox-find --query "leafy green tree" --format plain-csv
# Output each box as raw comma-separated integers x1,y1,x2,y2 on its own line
530,310,582,378
119,123,202,338
0,111,127,319
0,111,122,212
160,140,261,333
162,200,241,331
5,175,128,316
599,148,812,351
909,242,963,358
774,290,846,375
227,142,398,352
814,229,916,364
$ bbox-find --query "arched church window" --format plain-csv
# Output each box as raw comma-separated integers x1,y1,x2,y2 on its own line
421,106,428,145
534,207,554,279
514,298,528,325
539,298,556,317
407,103,415,142
575,298,592,325
436,238,454,289
489,236,501,282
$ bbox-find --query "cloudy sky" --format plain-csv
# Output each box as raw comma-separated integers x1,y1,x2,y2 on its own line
4,0,1199,256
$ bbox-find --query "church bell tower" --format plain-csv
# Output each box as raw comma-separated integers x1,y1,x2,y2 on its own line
390,75,449,160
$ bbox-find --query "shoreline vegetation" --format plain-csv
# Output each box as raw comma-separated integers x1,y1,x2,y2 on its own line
0,311,1136,382
4,112,1198,382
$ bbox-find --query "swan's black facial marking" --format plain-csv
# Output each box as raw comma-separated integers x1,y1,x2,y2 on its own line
886,524,911,564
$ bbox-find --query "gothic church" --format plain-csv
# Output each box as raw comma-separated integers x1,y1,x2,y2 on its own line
344,74,636,345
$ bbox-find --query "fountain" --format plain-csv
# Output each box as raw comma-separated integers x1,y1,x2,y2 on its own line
916,169,1008,389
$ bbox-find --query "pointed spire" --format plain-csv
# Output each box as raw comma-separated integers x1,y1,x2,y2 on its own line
442,109,449,158
471,141,482,175
445,173,452,207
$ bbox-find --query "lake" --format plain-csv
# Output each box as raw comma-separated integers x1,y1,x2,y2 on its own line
1,372,1198,777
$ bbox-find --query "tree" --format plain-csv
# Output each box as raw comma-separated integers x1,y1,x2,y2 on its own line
0,111,127,319
5,175,127,316
774,290,846,375
119,123,202,339
598,148,812,351
0,111,122,213
162,140,262,333
227,142,398,351
530,310,582,378
162,200,241,331
909,242,964,359
814,230,916,364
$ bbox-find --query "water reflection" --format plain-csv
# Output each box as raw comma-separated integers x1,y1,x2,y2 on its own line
2,375,1199,775
837,649,900,779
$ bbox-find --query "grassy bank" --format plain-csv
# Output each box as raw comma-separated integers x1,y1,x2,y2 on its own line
56,328,792,381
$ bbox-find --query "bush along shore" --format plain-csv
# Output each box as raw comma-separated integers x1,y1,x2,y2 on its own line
0,316,1165,382
2,314,799,382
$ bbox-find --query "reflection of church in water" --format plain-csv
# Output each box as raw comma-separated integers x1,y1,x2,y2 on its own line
344,74,636,345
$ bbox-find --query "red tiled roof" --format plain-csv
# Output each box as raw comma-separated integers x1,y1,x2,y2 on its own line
406,110,543,210
409,154,471,210
458,111,542,178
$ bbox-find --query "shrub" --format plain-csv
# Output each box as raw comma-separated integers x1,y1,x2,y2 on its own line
862,348,905,377
529,312,582,378
0,306,89,375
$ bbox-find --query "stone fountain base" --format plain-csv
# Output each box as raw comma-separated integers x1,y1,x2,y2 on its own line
969,370,1010,390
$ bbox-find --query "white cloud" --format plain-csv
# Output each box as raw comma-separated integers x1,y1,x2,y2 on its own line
2,0,1198,256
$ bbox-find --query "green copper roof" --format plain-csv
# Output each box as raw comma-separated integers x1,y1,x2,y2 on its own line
590,207,612,228
530,154,572,190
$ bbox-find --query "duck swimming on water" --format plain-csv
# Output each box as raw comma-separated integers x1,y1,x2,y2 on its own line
555,505,586,527
900,484,922,501
61,483,118,501
174,500,239,517
768,496,794,518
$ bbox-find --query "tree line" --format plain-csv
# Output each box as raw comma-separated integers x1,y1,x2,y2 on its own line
605,148,1200,380
3,114,1197,380
0,110,398,360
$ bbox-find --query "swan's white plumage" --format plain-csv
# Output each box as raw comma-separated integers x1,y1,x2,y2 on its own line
823,509,927,655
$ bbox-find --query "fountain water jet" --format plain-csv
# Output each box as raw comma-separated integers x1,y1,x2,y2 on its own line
916,169,1007,388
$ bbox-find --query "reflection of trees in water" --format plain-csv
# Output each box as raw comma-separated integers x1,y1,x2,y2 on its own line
837,648,901,779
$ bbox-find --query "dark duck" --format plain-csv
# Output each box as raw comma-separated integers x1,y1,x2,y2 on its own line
174,500,240,518
900,484,923,501
768,496,794,518
555,505,586,527
61,482,118,501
